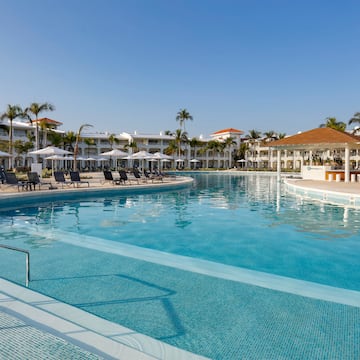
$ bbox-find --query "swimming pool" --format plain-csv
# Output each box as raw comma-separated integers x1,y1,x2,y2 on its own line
1,173,359,359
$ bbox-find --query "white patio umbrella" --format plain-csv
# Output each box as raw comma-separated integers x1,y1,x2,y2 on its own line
101,149,128,157
128,150,154,159
0,150,11,157
45,155,69,174
29,146,72,156
237,159,247,168
190,158,200,169
152,152,173,160
101,149,128,169
126,151,154,170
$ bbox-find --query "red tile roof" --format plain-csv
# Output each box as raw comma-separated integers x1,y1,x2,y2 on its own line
270,128,360,148
212,128,244,135
32,117,63,126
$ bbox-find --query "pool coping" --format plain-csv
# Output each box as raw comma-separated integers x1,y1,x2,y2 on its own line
0,278,207,360
284,179,360,208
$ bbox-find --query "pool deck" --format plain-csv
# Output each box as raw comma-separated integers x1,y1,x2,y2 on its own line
1,173,359,359
285,178,360,195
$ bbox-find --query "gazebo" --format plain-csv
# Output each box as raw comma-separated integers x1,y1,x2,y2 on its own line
269,127,360,183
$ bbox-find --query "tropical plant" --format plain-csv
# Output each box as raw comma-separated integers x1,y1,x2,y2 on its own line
14,139,34,159
47,131,63,148
246,129,262,142
164,130,173,136
222,137,236,168
164,140,178,156
236,142,249,161
188,137,204,159
348,112,360,126
38,118,55,148
277,133,286,139
24,102,55,150
319,117,346,131
245,130,262,167
206,140,223,167
63,131,76,152
84,138,96,157
108,133,120,149
124,140,138,153
263,130,276,142
0,104,23,168
176,109,193,132
174,129,188,158
73,124,93,170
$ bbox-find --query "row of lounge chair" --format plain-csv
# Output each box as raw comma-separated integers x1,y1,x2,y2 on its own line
103,169,163,185
0,170,89,191
54,171,89,188
0,168,168,192
0,171,54,191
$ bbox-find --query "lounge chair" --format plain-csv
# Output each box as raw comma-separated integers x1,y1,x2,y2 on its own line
133,168,147,183
54,171,73,188
103,170,122,185
0,170,5,184
119,169,132,184
3,172,26,191
144,169,163,182
27,172,53,190
69,171,90,187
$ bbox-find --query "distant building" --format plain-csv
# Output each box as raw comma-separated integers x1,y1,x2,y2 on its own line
2,119,360,171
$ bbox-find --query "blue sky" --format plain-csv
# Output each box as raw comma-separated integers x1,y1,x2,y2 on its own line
1,0,360,138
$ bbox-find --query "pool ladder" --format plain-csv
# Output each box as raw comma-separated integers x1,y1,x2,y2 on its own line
0,244,30,287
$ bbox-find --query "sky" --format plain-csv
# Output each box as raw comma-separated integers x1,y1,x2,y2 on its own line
1,0,360,138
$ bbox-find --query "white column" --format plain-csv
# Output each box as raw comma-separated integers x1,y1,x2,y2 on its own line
344,147,350,183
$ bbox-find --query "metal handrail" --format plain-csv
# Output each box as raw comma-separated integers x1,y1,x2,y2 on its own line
0,244,30,287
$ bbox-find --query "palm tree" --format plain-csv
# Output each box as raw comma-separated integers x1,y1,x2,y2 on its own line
263,131,276,169
235,142,249,163
277,132,286,139
24,102,55,150
108,133,120,149
84,138,96,157
348,112,360,133
39,118,55,148
174,129,188,158
14,139,34,167
0,104,23,168
47,131,63,148
263,130,276,142
188,137,204,159
73,124,93,170
319,117,346,131
222,137,236,168
206,140,222,168
63,131,76,152
245,130,262,168
164,140,178,157
124,140,138,153
176,109,193,132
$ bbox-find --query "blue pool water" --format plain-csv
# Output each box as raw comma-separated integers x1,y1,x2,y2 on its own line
1,173,360,359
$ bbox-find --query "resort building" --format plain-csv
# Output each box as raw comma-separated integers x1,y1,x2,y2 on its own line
2,118,360,175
